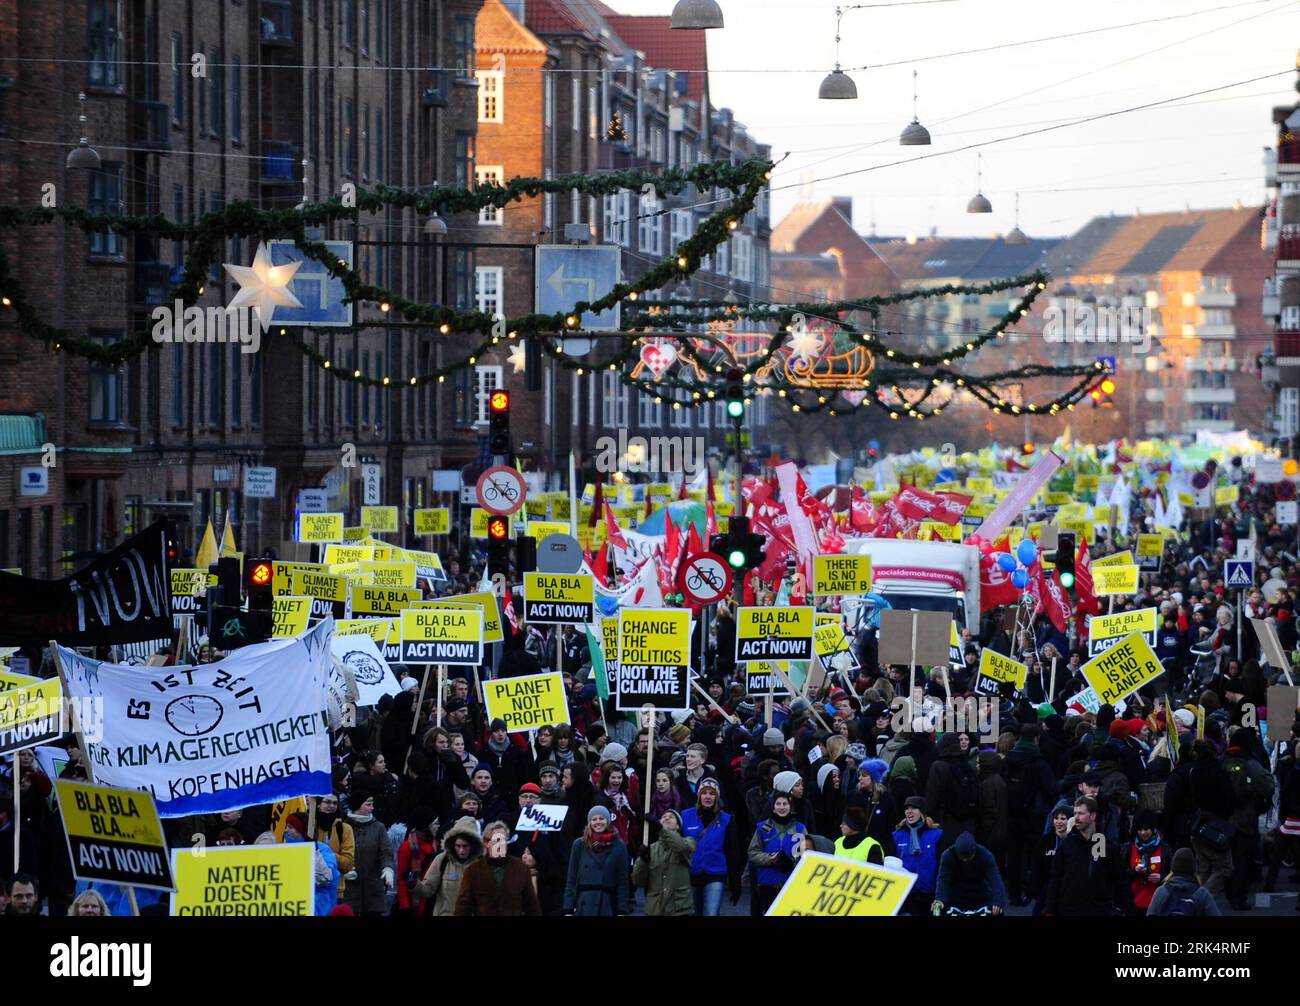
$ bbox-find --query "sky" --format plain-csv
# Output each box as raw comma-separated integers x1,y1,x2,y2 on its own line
610,0,1299,240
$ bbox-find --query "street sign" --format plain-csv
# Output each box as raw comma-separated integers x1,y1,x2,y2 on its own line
535,244,621,331
19,466,47,497
1224,559,1254,590
1277,500,1298,525
476,465,527,516
266,239,353,326
678,552,732,606
1236,539,1255,563
361,464,382,506
1256,457,1284,483
536,533,583,574
244,466,277,499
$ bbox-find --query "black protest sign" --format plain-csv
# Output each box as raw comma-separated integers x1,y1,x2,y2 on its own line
56,780,174,891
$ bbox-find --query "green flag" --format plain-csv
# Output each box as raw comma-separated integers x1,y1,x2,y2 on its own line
584,623,609,700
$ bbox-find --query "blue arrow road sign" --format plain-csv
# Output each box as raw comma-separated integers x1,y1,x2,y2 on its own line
266,239,354,327
535,245,621,331
1224,559,1254,589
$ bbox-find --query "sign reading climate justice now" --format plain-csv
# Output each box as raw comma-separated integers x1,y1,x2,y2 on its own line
736,607,814,662
170,843,315,916
1080,631,1165,707
400,608,484,665
616,608,691,712
766,853,915,917
811,554,872,596
482,671,569,731
56,780,173,891
1087,607,1158,657
524,573,594,624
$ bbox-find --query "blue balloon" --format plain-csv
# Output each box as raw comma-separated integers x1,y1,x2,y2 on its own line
1017,539,1039,566
996,552,1018,573
1012,568,1030,590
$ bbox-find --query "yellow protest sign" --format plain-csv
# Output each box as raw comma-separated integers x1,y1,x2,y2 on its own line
1044,491,1074,508
422,591,505,644
812,555,872,596
350,585,421,616
56,780,172,891
414,508,450,535
616,608,692,711
323,544,377,566
1080,631,1165,707
335,618,398,645
400,607,483,665
736,607,814,662
170,569,208,597
524,499,549,519
0,677,62,755
527,520,569,542
1178,492,1194,507
397,548,445,580
1093,550,1134,568
0,669,41,693
577,523,605,550
524,573,595,624
272,561,323,596
341,525,370,544
358,561,417,589
921,520,961,542
646,483,672,499
746,662,787,694
600,615,620,669
298,512,344,543
1214,485,1238,507
170,843,315,916
1057,518,1094,546
271,596,312,638
1093,564,1139,596
766,853,915,917
813,618,850,661
1137,533,1163,570
360,506,399,533
291,569,348,603
483,671,569,731
1075,474,1100,493
1088,607,1158,653
551,498,571,521
965,477,994,495
978,649,1027,690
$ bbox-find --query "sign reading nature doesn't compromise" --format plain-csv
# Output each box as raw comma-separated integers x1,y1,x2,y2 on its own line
170,843,314,916
0,521,172,647
58,619,335,817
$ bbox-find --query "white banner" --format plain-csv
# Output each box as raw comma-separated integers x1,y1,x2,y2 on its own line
58,619,335,817
329,632,399,708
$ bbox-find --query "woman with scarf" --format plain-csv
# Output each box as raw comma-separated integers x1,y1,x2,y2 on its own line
847,758,898,855
596,761,640,856
531,725,557,772
747,792,808,915
552,724,579,768
680,778,741,916
414,816,483,916
449,732,477,799
814,763,844,841
341,783,394,916
891,796,943,916
564,805,631,916
537,760,565,803
1127,810,1169,914
394,806,439,916
314,793,356,904
649,767,684,823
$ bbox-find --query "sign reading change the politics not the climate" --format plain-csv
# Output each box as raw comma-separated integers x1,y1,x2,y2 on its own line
399,607,484,666
616,608,691,712
1079,630,1166,707
523,573,595,624
56,780,174,891
57,619,335,818
482,671,569,732
736,607,815,662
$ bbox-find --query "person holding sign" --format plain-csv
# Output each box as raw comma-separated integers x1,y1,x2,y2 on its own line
747,792,809,916
631,809,697,917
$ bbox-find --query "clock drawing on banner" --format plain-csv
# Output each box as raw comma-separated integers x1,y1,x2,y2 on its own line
164,694,225,736
343,649,385,687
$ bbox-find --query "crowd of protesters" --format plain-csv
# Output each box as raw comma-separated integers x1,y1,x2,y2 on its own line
3,453,1299,918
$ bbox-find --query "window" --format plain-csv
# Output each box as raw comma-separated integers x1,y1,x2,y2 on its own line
171,345,184,427
477,70,503,122
670,387,691,428
231,58,241,143
208,341,223,426
251,353,261,426
89,330,123,422
361,0,370,54
231,349,243,426
454,132,475,188
572,77,581,132
544,73,554,129
375,108,383,182
638,195,662,256
88,163,124,256
637,389,661,427
171,184,185,267
649,125,666,163
1281,387,1299,439
452,249,475,310
324,77,334,164
171,33,184,125
603,190,630,246
341,98,356,176
476,166,503,225
589,86,597,139
714,238,729,277
544,168,554,231
309,69,319,161
198,52,206,134
362,103,371,178
475,266,503,316
87,0,122,87
453,17,475,79
670,209,692,250
473,366,504,424
601,372,629,427
343,0,356,48
210,47,223,137
361,352,370,424
733,235,752,282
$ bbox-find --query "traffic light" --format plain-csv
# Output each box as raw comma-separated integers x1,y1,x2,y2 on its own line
1021,442,1035,456
724,369,745,421
487,515,510,579
711,516,765,573
211,556,241,606
246,558,274,611
1055,532,1076,591
488,388,511,456
515,533,537,575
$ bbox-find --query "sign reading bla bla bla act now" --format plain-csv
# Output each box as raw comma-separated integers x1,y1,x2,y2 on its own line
736,607,814,661
523,573,594,624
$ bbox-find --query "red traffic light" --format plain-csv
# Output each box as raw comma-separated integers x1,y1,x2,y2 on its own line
248,560,273,588
1090,389,1102,401
487,516,509,540
489,390,510,414
1021,442,1035,455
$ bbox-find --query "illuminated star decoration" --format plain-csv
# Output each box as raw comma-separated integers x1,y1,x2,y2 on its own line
508,342,527,373
223,242,303,332
787,323,823,362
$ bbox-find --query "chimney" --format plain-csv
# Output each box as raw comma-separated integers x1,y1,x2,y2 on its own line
831,196,853,225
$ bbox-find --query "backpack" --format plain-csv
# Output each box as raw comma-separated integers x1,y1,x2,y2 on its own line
1164,890,1199,917
945,760,980,819
1005,757,1033,818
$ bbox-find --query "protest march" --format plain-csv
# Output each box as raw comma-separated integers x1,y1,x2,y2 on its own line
0,432,1296,966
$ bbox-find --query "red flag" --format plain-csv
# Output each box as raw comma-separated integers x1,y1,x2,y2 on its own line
603,501,628,551
685,521,705,560
705,499,718,539
1041,568,1073,634
1075,539,1100,617
893,485,947,523
661,509,681,592
706,465,717,502
934,492,972,525
503,589,520,632
585,547,609,587
850,487,874,532
589,476,604,527
1007,457,1029,472
677,474,690,501
979,551,1021,610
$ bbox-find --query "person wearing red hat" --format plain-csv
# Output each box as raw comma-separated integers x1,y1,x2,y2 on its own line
507,782,567,915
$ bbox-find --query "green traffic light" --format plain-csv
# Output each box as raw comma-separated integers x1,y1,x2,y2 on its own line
726,398,745,419
1059,571,1075,589
727,547,746,568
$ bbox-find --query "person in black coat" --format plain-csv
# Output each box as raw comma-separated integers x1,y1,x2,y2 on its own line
380,690,417,773
478,718,534,801
1186,739,1236,897
1044,797,1131,916
498,626,542,679
507,783,569,915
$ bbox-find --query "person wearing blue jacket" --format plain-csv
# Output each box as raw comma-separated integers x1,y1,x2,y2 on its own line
678,777,742,915
284,814,340,917
934,831,1008,915
746,792,808,915
892,796,943,916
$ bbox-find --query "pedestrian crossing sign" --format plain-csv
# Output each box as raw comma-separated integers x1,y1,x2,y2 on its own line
1224,559,1253,590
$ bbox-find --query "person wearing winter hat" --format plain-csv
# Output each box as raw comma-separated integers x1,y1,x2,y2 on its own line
563,804,630,916
833,806,884,865
748,789,809,915
536,760,563,801
282,813,341,917
1029,801,1074,915
591,741,641,809
415,816,483,916
814,762,844,841
507,782,566,915
892,797,943,914
394,806,439,915
341,789,394,916
680,777,742,916
934,831,1008,915
479,716,532,802
632,808,698,916
1146,847,1221,916
741,726,794,791
454,821,542,916
1127,809,1168,914
468,762,510,825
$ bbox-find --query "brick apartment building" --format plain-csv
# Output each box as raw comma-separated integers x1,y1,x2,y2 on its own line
0,0,487,573
1261,68,1300,452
